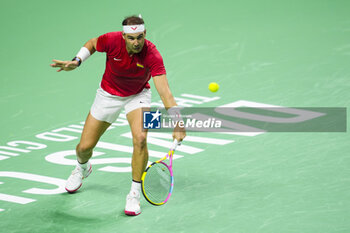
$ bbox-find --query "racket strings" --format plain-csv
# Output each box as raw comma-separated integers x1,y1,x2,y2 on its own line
143,163,171,204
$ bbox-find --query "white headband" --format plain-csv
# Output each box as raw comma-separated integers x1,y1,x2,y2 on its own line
123,24,145,33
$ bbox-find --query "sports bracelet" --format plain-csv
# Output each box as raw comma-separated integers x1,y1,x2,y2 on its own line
72,57,82,66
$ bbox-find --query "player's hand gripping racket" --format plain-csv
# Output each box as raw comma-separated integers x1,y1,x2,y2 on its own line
141,139,180,206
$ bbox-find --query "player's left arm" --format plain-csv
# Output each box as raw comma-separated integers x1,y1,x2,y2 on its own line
153,74,186,142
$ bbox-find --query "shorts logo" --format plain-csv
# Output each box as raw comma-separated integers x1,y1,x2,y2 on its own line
136,63,144,68
143,110,161,129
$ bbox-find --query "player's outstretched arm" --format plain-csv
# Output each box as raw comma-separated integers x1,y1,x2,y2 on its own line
50,37,98,72
153,75,186,142
153,74,177,109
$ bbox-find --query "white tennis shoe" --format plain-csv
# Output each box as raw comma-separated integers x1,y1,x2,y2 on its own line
65,162,92,193
125,191,141,216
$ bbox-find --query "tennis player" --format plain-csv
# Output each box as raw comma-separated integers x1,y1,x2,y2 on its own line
50,15,186,216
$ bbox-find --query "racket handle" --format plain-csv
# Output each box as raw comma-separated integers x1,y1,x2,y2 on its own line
171,139,181,151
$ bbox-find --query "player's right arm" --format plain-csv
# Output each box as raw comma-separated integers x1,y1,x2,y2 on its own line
50,38,98,72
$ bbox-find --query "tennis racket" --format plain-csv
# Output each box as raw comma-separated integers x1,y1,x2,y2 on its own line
141,139,180,206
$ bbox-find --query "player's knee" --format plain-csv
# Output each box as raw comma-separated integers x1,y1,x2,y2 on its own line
76,142,94,154
133,134,147,149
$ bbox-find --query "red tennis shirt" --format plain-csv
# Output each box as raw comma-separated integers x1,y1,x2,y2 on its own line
96,31,166,97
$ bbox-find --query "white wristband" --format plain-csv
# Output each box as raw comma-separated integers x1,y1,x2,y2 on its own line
76,47,91,62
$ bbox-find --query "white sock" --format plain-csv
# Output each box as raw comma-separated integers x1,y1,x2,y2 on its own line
130,180,141,195
77,160,88,170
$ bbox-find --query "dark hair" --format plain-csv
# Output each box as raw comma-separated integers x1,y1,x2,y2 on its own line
122,15,144,25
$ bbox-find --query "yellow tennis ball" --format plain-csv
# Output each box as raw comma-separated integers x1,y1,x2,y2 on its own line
208,82,219,92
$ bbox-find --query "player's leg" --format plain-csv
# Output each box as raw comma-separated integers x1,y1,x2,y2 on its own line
76,112,111,163
75,86,124,163
124,88,151,216
65,113,111,193
124,107,149,216
66,87,123,193
127,108,149,182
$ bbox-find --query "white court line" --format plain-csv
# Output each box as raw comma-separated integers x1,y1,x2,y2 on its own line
0,193,36,204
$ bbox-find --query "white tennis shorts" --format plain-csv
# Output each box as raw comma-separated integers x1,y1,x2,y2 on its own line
90,87,151,123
